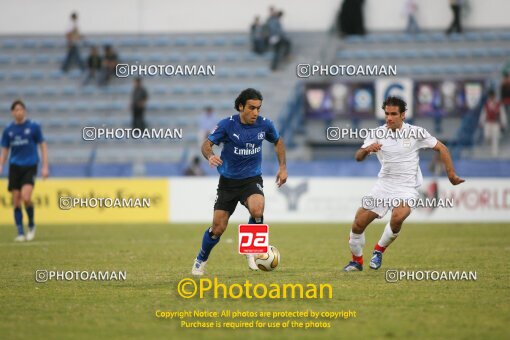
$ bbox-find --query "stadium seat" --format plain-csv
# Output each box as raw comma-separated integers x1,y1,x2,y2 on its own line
0,55,11,64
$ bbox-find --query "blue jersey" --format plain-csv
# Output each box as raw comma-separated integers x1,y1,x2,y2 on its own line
208,114,279,179
1,119,45,166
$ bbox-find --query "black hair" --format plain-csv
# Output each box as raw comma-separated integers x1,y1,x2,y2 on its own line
487,89,496,97
11,99,26,111
234,88,263,111
381,96,407,114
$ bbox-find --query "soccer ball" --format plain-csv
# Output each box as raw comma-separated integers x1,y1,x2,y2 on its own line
255,245,280,271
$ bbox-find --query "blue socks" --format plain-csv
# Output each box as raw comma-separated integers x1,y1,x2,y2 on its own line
25,205,34,229
14,207,23,235
197,227,220,262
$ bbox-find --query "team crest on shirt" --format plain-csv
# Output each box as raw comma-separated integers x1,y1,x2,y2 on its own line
25,128,31,135
258,132,265,140
403,139,411,148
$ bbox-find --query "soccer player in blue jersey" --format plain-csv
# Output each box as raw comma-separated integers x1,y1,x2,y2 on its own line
0,100,49,242
191,88,288,275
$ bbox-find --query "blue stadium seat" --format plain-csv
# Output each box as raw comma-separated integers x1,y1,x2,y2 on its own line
193,37,208,46
147,53,165,63
232,36,247,46
153,37,172,47
34,55,51,64
190,85,205,94
171,86,186,95
174,37,191,46
21,39,38,48
480,32,499,41
455,48,471,58
23,86,38,96
465,32,481,41
33,102,51,113
30,70,45,80
401,50,418,59
2,39,17,48
430,33,447,42
499,31,510,40
0,71,6,80
186,52,201,62
49,70,64,80
5,87,19,96
68,69,83,79
152,85,168,95
0,55,11,64
212,37,227,46
255,68,269,77
75,102,90,111
209,85,223,94
62,86,78,96
10,70,25,80
436,49,454,58
41,87,59,97
206,51,220,62
395,35,413,43
40,38,62,48
471,48,488,58
168,53,182,62
224,52,239,62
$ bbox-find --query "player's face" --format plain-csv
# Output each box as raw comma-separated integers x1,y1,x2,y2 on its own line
239,99,262,124
11,104,26,123
384,105,405,130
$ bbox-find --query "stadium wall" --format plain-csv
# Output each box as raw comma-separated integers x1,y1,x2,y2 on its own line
1,0,509,35
1,178,508,224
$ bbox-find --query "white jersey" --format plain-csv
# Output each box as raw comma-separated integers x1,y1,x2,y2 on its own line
362,122,437,196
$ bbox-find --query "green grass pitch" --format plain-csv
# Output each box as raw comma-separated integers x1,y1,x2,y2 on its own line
0,223,508,339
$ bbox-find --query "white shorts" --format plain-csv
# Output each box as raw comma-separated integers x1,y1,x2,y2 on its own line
362,182,419,218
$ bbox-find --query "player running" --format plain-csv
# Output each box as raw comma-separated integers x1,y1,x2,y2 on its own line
343,96,464,271
0,100,49,242
191,88,288,275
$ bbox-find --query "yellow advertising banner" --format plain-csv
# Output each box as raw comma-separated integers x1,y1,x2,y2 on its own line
0,178,169,224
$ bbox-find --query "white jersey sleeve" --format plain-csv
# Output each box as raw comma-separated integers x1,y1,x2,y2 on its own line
416,128,438,149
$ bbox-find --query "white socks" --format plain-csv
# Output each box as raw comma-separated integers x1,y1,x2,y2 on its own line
377,222,399,249
349,231,365,257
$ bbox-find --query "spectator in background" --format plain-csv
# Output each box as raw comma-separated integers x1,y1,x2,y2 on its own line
99,44,119,86
131,78,149,130
61,12,85,72
479,90,507,157
337,0,366,36
404,0,420,34
82,46,102,85
500,72,510,124
197,106,217,148
446,0,463,34
184,156,205,176
267,11,291,71
250,16,266,54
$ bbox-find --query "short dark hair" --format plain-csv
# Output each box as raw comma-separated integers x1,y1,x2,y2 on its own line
381,96,407,114
234,88,263,111
487,89,496,97
11,99,26,111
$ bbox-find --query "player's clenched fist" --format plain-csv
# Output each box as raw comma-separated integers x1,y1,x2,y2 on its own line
208,154,223,167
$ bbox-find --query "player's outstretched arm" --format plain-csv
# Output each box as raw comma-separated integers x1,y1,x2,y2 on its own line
433,141,465,185
40,142,49,179
0,147,8,176
355,143,382,162
274,138,287,187
201,139,222,167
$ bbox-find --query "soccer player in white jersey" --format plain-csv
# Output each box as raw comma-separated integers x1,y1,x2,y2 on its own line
343,96,465,271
